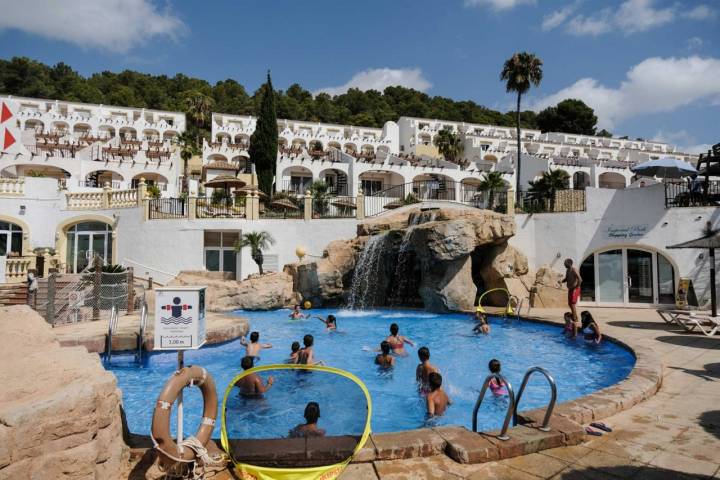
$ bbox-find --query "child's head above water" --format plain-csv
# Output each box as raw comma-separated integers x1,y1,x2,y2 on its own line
488,358,501,374
303,334,314,348
428,372,442,391
327,315,336,325
304,402,320,424
390,323,399,335
380,341,391,355
249,331,259,343
418,346,430,362
241,356,255,370
563,312,573,322
291,341,300,353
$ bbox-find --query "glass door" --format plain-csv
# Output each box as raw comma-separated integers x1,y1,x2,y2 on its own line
597,250,625,303
76,233,92,272
0,232,8,256
627,249,654,303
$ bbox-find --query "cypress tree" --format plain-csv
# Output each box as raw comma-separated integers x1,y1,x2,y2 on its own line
249,72,278,195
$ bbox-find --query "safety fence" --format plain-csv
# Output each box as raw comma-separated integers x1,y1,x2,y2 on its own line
665,180,720,208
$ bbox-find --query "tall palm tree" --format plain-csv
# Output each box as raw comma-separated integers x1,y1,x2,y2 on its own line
177,131,198,194
308,179,332,216
478,171,507,210
541,169,570,211
433,128,464,163
235,231,275,275
500,52,543,202
183,91,215,148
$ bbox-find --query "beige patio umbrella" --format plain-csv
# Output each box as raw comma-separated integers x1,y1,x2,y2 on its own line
270,198,299,210
331,198,357,209
236,184,268,199
203,175,246,202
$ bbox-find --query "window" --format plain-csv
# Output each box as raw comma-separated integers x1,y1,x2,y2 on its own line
203,231,239,278
361,179,384,195
0,221,23,257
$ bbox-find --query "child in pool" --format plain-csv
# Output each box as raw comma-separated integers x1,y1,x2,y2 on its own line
416,346,439,387
473,310,490,335
386,323,414,356
240,331,273,358
289,304,308,320
235,356,274,397
426,372,451,417
563,312,576,338
375,341,395,368
288,341,301,363
288,402,326,438
297,334,322,365
580,311,602,344
314,314,337,331
488,359,508,396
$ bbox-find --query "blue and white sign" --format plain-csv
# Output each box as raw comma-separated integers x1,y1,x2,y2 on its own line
154,286,206,350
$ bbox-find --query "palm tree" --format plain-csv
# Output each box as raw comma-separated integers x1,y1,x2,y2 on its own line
478,171,507,210
183,91,215,148
177,131,198,194
541,169,570,211
433,128,464,163
308,180,332,216
500,52,543,202
235,231,275,275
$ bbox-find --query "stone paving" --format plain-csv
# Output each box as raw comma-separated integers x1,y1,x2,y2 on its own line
338,308,720,480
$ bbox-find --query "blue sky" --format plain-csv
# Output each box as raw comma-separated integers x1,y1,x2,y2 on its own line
0,0,718,151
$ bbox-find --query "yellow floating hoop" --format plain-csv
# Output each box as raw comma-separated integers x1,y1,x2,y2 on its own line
477,288,514,316
220,364,373,480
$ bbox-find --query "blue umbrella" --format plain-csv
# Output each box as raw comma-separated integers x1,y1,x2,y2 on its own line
631,157,698,179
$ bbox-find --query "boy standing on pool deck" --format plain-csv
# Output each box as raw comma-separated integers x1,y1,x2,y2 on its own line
240,331,273,358
235,356,274,397
562,258,582,333
426,372,451,416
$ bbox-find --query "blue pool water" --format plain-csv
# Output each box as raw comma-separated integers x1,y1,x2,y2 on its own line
108,309,635,438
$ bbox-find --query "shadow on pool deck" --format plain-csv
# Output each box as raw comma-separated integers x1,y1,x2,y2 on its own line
607,320,687,332
655,335,720,350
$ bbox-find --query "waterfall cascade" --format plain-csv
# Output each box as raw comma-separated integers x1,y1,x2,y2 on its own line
347,233,389,309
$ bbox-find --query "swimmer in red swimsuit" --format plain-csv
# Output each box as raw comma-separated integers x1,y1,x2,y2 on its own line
385,323,414,356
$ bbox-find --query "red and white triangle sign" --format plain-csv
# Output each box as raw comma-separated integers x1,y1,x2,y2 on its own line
1,101,18,151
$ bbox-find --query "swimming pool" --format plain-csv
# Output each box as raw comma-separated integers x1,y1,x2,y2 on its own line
108,309,635,438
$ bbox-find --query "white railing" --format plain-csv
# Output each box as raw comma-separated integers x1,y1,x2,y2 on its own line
65,191,104,210
122,258,175,285
3,255,36,283
108,189,138,208
0,178,25,196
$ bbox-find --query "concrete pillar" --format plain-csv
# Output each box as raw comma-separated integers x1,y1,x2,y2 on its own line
137,177,147,205
42,248,51,277
304,191,313,221
102,182,111,209
188,197,197,220
356,192,365,220
506,189,515,215
246,192,259,220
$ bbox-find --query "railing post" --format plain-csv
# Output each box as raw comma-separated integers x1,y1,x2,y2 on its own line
506,189,515,215
46,273,56,324
188,197,197,220
93,255,102,321
245,192,258,220
304,191,312,221
102,182,111,209
126,267,135,313
137,178,147,206
356,192,365,220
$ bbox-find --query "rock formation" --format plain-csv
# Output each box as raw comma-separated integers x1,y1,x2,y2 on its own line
0,305,128,479
171,270,298,311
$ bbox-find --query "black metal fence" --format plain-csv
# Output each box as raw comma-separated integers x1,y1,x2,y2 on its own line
364,180,460,216
148,198,187,219
312,197,357,218
665,180,720,208
515,189,586,213
259,197,304,219
195,196,247,218
465,190,508,214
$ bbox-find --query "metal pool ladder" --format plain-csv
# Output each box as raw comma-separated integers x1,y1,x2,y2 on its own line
472,373,515,441
105,305,119,364
136,299,148,364
513,366,557,432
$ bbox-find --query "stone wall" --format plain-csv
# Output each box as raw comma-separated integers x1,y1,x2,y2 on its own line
0,306,128,479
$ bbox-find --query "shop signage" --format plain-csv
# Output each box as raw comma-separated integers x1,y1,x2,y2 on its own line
606,224,648,239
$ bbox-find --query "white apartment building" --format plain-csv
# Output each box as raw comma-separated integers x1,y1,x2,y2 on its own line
0,95,186,195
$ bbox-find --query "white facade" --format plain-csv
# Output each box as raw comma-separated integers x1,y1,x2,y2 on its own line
0,95,186,196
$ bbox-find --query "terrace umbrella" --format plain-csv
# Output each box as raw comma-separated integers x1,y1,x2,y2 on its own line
203,175,247,203
270,198,299,210
631,157,698,179
331,198,357,209
236,184,268,199
667,222,719,317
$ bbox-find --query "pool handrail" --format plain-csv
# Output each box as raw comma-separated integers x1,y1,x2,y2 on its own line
512,366,557,432
472,373,515,441
105,305,118,364
137,299,147,363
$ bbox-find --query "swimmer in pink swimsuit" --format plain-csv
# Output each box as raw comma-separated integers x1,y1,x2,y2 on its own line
385,323,414,356
488,359,508,396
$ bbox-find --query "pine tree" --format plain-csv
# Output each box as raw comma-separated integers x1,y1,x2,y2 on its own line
249,72,278,195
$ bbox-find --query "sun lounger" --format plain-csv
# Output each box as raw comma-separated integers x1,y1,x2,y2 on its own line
658,310,719,336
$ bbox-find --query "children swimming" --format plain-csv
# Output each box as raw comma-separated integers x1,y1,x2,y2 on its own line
426,372,451,417
487,359,508,396
297,334,321,365
375,341,396,368
386,323,414,356
234,356,274,397
288,341,301,363
473,310,490,335
240,331,273,358
563,312,577,338
289,304,308,320
580,311,602,344
288,402,326,438
415,346,439,387
314,314,337,331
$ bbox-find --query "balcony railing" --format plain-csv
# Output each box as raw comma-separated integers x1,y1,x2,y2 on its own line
312,197,357,219
665,180,720,208
196,197,246,218
148,198,188,219
516,189,586,213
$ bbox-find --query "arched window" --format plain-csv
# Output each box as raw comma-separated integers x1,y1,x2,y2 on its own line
66,222,113,273
0,221,23,256
580,248,675,305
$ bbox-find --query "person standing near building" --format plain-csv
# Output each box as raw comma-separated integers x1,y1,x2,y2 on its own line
562,258,582,334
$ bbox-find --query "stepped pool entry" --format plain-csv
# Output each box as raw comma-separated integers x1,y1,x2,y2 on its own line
109,309,635,438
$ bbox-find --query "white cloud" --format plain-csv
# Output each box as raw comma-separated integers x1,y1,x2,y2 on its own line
682,4,716,20
542,2,580,31
532,56,720,130
653,130,712,154
566,12,612,36
614,0,674,33
464,0,535,11
0,0,185,54
686,36,704,50
315,68,432,96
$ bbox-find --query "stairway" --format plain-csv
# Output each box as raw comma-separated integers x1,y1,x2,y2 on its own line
32,274,83,316
0,283,27,307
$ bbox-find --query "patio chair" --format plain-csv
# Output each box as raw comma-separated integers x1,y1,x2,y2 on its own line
657,310,719,336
